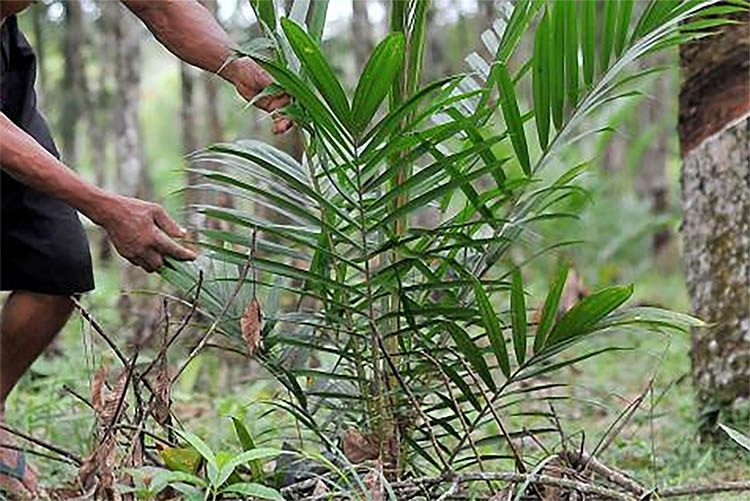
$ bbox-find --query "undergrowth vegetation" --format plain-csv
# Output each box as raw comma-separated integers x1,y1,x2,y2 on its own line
5,0,749,500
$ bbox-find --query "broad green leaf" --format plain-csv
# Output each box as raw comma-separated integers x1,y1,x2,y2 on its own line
351,33,405,136
494,62,531,176
591,307,705,333
231,417,263,481
445,322,496,392
280,18,351,127
720,423,750,452
150,470,207,495
249,56,353,151
510,267,527,365
564,1,579,107
582,0,595,85
534,262,568,354
532,7,551,150
469,273,511,377
174,429,216,466
551,0,565,129
158,446,202,474
216,448,284,488
250,0,276,30
222,482,284,500
170,483,206,501
546,284,634,346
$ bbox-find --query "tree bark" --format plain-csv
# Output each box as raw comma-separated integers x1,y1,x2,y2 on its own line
60,0,84,166
678,11,749,432
109,3,153,337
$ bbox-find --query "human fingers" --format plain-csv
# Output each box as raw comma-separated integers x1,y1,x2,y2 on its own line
272,115,294,134
254,93,290,113
154,231,197,261
152,205,186,239
140,249,163,273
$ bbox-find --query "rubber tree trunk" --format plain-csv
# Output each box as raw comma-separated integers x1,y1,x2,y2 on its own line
110,4,153,338
678,10,749,432
60,0,83,166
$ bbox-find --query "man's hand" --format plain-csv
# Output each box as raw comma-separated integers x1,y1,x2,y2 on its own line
122,0,293,134
99,196,197,273
230,59,293,134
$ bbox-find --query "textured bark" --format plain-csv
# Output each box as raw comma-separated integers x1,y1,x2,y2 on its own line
109,4,153,336
113,10,147,200
679,9,750,429
678,12,749,155
96,4,117,263
681,116,750,424
60,1,84,165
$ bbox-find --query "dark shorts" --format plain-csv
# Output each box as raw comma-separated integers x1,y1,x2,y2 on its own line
1,15,94,295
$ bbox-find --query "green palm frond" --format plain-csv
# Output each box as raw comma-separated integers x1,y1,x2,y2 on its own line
161,0,742,474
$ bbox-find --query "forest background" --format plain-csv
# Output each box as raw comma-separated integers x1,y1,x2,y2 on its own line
3,0,749,498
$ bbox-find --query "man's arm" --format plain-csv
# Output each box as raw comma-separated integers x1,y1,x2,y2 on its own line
0,113,196,272
122,0,292,134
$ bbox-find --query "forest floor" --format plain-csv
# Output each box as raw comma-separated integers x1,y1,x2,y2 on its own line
3,263,749,500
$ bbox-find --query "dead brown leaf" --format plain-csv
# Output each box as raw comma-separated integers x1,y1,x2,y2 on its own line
241,296,262,357
91,363,107,415
341,428,379,464
154,326,172,425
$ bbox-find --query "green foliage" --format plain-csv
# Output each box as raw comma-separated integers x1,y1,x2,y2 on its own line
161,0,740,478
124,425,285,500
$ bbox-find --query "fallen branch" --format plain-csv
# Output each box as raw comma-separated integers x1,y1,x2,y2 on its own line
71,296,129,368
0,424,82,465
0,442,78,465
563,450,646,496
394,472,636,501
658,481,750,498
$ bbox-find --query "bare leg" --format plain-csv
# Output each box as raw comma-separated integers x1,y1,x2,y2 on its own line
0,290,74,497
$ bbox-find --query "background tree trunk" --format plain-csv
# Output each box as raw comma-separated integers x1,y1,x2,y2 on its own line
181,62,201,229
60,0,83,165
352,0,374,72
678,11,749,432
95,3,117,263
201,0,234,229
110,3,153,338
634,52,673,260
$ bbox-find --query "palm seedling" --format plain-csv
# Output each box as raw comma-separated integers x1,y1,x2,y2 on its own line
161,0,744,486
